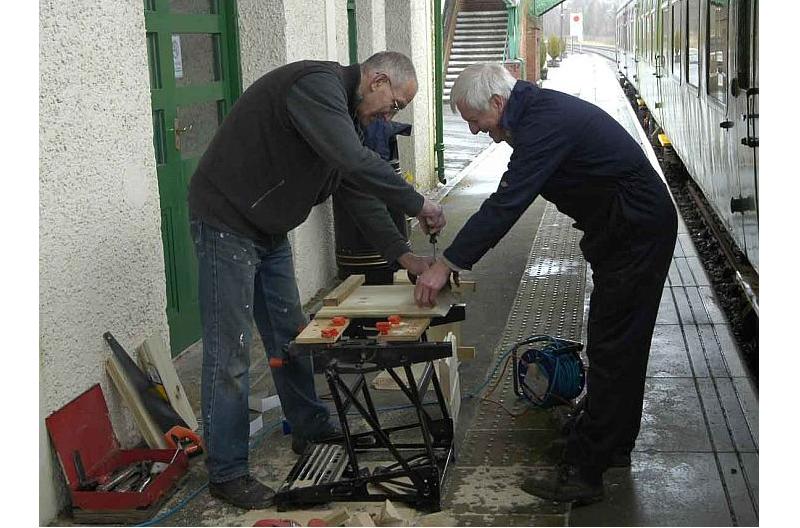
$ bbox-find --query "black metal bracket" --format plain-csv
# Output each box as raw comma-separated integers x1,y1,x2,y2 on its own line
277,328,457,511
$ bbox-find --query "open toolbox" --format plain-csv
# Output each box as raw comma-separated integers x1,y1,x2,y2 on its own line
45,384,189,523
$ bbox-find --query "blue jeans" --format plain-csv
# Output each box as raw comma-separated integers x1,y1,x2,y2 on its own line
191,219,332,483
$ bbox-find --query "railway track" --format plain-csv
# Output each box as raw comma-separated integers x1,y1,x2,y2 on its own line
577,43,616,62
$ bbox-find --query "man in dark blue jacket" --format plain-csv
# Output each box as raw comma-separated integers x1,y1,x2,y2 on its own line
414,63,677,504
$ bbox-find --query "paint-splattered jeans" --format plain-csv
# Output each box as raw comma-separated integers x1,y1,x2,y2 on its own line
191,219,332,483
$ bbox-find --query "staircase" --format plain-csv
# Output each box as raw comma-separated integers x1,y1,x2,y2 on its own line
444,8,508,103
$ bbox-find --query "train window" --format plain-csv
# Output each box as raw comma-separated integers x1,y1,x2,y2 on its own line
707,0,729,102
662,5,671,68
735,0,750,89
687,0,700,87
672,1,682,80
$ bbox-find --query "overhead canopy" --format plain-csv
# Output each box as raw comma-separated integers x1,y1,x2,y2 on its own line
530,0,567,17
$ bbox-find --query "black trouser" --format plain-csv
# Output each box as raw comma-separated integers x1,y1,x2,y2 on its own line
564,171,677,477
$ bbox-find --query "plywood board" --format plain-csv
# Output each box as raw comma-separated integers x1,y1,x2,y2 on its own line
370,362,435,391
295,318,350,344
376,317,431,342
105,357,168,449
316,285,454,318
136,335,198,431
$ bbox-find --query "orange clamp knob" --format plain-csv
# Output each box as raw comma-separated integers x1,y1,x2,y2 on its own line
388,315,402,325
321,327,339,338
376,321,392,335
269,357,287,368
331,316,348,326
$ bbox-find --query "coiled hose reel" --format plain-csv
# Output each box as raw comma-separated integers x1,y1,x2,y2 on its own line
512,335,586,408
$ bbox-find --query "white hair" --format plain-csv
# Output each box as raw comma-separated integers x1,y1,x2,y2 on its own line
449,63,517,112
362,51,417,86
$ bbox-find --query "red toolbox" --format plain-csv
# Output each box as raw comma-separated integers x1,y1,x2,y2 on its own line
45,384,189,523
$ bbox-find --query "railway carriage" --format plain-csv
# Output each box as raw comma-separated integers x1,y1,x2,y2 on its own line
615,0,758,274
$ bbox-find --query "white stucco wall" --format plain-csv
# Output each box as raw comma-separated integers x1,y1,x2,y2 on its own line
39,2,433,523
39,0,169,523
385,0,436,190
357,0,387,58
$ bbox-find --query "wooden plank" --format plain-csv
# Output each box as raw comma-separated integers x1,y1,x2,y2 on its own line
105,357,168,449
323,274,365,306
136,335,198,431
370,362,432,391
316,285,454,318
376,317,430,342
295,318,350,344
457,346,476,361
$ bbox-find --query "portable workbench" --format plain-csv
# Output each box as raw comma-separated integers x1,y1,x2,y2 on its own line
274,276,467,511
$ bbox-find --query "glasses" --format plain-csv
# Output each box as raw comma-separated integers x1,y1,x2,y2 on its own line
385,77,406,115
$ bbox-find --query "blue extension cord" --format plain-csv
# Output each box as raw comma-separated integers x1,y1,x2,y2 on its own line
136,333,581,526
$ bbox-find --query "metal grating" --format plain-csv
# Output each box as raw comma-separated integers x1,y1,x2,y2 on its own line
460,201,587,455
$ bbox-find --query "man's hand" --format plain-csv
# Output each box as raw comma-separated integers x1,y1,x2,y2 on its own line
417,198,446,235
414,259,453,307
397,252,434,277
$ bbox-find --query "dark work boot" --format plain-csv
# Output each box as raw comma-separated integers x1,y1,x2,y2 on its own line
521,464,604,505
609,449,632,468
208,474,275,510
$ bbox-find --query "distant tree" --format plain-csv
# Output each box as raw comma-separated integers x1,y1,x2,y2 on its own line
547,35,562,61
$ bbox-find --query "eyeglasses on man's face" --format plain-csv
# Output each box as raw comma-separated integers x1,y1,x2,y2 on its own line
385,76,407,115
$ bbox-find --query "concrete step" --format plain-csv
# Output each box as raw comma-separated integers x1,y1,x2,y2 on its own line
451,48,505,54
451,40,506,47
457,10,507,17
449,57,504,63
455,21,507,28
450,50,504,57
454,28,506,34
448,60,503,67
457,14,507,21
453,33,507,40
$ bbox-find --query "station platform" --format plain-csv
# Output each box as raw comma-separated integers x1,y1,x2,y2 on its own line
66,53,757,527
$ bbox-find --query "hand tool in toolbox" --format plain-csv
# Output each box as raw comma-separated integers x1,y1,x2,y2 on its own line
45,384,190,522
104,332,204,456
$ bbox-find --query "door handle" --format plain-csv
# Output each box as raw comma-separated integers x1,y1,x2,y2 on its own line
719,121,734,129
172,119,193,151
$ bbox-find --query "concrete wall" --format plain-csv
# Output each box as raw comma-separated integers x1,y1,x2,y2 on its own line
39,0,170,523
240,0,349,302
357,0,387,58
386,0,436,191
39,1,433,523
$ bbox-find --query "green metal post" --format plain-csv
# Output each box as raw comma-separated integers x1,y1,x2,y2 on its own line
347,0,358,65
434,0,445,184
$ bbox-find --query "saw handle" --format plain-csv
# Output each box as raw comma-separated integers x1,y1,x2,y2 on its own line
164,425,204,456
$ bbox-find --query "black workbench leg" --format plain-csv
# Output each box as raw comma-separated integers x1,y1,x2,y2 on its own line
325,367,360,476
334,375,428,491
360,377,381,431
403,365,436,463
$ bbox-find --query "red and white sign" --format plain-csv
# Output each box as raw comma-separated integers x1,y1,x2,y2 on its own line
570,12,583,40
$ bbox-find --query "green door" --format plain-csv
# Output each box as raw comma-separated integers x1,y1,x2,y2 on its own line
145,0,241,354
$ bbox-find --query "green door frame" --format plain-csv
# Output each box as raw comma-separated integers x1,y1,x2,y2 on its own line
145,0,242,355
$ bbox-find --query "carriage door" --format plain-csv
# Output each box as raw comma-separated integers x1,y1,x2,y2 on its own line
731,0,758,270
145,0,241,354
